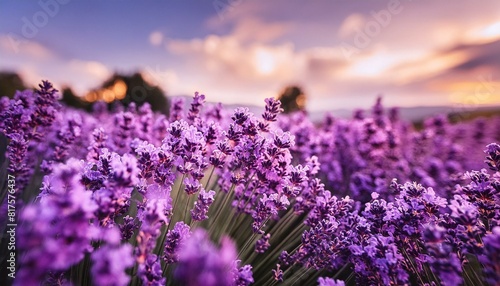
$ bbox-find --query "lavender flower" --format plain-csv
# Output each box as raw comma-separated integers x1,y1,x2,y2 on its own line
5,133,29,180
236,265,254,286
318,277,345,286
260,98,284,131
32,80,60,129
136,198,170,263
485,143,500,171
480,226,500,284
187,91,205,123
191,188,216,221
16,159,99,285
163,221,191,264
423,224,462,286
91,244,134,286
174,229,245,286
4,81,500,286
111,111,135,153
272,264,283,282
138,254,166,286
169,97,185,122
459,169,499,225
120,215,139,241
255,233,271,253
110,152,139,186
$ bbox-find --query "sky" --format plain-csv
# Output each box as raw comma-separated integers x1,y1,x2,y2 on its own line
1,0,500,112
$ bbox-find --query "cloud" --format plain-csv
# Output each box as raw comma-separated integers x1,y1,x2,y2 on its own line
69,60,111,79
302,47,348,79
164,26,363,107
450,39,500,72
17,65,45,87
141,66,179,90
6,1,500,111
0,34,113,95
338,13,365,38
149,31,164,47
0,34,54,60
387,50,471,85
166,35,298,105
230,17,291,43
206,0,267,28
427,47,497,110
477,22,500,43
10,59,112,96
163,1,500,110
388,39,500,85
167,33,299,81
112,2,500,109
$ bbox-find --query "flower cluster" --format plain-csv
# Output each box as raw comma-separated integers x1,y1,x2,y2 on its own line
0,81,60,191
1,81,499,285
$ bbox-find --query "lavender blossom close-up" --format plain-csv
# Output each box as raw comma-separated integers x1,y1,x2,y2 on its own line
1,80,499,285
2,1,500,285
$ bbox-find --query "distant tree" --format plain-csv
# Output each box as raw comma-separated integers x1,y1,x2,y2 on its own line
61,87,92,111
0,72,27,97
99,73,170,115
0,71,170,115
278,85,306,113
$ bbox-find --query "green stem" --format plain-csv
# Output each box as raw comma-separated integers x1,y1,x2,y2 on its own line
204,166,215,190
166,174,186,231
238,217,270,259
183,194,193,224
290,267,309,285
209,184,234,230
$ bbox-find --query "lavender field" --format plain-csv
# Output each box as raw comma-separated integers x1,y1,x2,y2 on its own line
0,81,499,285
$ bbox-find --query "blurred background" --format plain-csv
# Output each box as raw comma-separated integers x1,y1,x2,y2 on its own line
0,0,499,120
